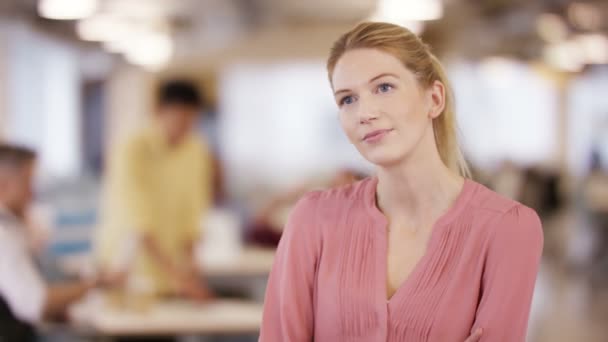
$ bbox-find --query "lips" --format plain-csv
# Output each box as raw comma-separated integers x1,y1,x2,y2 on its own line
363,129,393,142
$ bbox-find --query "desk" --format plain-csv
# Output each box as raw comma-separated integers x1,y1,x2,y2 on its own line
70,292,263,337
201,247,276,301
59,247,276,280
202,247,276,277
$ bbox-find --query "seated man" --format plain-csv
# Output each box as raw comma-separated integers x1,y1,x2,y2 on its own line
0,145,119,342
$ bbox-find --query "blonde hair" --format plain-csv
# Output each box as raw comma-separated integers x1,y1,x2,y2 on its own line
327,22,470,177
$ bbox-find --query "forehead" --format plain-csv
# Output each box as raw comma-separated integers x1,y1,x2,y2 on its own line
331,48,411,89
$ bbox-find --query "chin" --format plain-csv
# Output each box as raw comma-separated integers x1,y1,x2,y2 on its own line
361,147,408,168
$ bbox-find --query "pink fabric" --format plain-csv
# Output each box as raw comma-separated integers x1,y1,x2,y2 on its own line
259,177,543,342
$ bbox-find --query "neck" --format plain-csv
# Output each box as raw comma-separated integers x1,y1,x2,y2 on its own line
151,121,183,149
375,136,464,229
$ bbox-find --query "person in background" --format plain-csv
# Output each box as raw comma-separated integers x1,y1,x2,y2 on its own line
96,80,214,301
0,145,119,342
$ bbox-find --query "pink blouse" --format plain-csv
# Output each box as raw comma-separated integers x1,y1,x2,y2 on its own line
259,177,543,342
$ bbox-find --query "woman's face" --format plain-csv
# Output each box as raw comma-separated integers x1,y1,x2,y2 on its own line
331,48,444,168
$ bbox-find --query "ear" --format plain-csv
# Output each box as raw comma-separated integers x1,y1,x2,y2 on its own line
427,80,446,119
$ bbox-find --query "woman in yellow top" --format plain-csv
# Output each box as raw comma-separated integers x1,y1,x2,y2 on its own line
96,80,214,300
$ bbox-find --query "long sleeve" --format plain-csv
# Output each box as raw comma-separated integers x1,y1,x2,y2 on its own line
118,138,158,232
472,205,544,342
188,141,212,242
0,228,46,324
259,192,322,342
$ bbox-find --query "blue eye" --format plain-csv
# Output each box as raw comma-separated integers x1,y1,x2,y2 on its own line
340,96,354,106
378,83,393,93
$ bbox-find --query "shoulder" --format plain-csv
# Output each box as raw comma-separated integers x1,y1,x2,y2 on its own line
492,203,543,243
469,181,522,215
470,181,542,229
281,178,371,255
121,126,153,147
184,133,210,156
116,128,154,159
469,182,543,253
285,177,372,231
292,177,371,218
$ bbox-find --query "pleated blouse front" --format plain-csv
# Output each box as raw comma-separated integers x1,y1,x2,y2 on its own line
260,177,543,342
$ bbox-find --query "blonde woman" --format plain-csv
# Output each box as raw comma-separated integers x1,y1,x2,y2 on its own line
260,22,543,342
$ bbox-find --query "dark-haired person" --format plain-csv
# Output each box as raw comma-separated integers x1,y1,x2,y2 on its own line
96,80,214,301
0,145,119,342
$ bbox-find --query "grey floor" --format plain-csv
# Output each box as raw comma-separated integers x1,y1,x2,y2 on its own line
528,207,608,342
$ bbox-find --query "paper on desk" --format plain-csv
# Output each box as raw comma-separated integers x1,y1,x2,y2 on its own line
196,208,243,268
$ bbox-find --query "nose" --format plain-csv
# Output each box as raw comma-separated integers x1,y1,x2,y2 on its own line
356,96,379,124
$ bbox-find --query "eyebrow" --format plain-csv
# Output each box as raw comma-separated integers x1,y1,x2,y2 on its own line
333,73,400,96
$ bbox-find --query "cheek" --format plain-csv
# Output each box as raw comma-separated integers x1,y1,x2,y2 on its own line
389,101,429,135
338,112,358,142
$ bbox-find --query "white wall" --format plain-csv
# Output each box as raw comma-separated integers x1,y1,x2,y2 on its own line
219,58,563,196
449,59,559,170
567,67,608,177
104,63,154,149
219,61,371,195
0,21,8,136
1,20,82,180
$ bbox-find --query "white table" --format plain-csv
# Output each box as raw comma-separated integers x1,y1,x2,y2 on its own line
70,292,263,336
59,246,276,279
202,247,276,277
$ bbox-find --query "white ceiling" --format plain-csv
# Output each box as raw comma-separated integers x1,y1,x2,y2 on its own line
1,0,607,69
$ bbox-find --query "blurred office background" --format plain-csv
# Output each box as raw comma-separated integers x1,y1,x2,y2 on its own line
0,0,608,341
